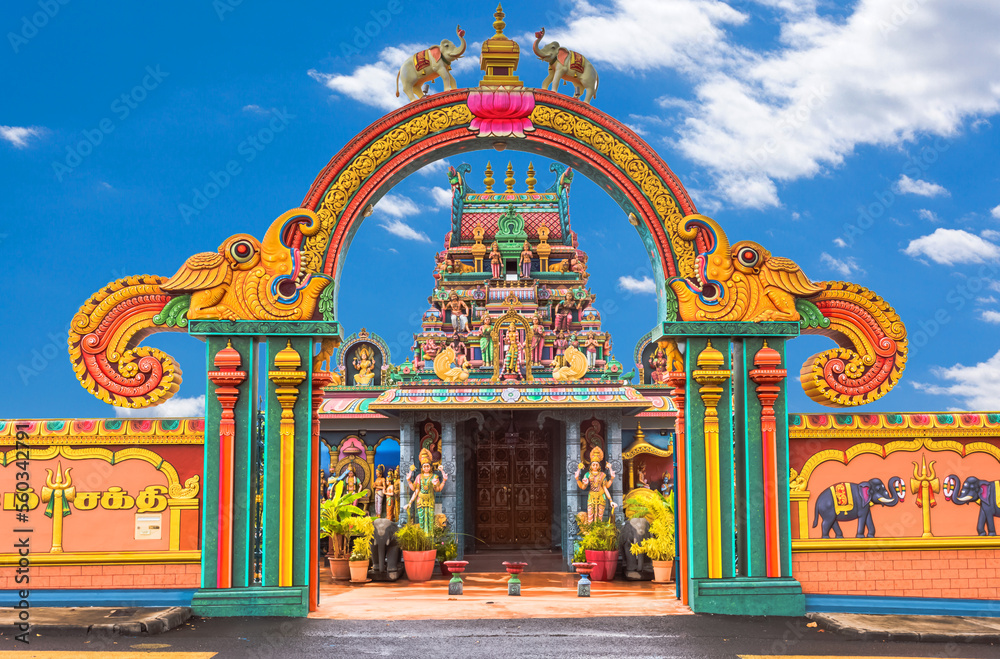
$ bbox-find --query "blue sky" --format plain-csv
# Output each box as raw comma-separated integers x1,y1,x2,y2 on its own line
2,0,999,420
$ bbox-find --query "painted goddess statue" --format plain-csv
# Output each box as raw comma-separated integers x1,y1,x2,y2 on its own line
519,241,533,278
503,324,521,378
479,315,494,366
373,465,387,518
406,448,448,536
489,241,502,279
352,346,375,386
575,446,615,523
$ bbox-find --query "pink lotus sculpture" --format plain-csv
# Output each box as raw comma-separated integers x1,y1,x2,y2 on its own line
467,88,536,138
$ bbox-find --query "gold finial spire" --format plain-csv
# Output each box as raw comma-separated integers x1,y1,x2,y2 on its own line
493,3,506,35
525,162,536,193
484,162,495,192
504,162,515,193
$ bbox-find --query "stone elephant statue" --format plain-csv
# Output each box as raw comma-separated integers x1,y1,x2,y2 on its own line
395,25,467,102
944,474,1000,536
812,477,905,538
370,518,403,581
619,517,653,580
532,28,599,103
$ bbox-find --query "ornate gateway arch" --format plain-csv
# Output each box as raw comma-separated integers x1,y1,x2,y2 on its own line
65,8,908,617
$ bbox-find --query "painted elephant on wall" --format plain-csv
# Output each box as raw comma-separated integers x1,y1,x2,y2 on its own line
944,474,1000,536
533,28,599,103
395,26,467,102
619,517,653,580
813,477,905,538
370,518,403,581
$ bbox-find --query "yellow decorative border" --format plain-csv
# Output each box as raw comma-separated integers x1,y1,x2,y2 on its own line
0,435,203,446
795,436,1000,489
792,537,1000,553
1,445,200,498
0,550,200,566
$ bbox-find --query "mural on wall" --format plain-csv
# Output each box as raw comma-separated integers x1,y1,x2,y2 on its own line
789,413,1000,543
580,418,604,465
0,419,203,559
321,433,401,520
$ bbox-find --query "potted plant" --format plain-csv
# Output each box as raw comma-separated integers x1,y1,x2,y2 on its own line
319,482,367,581
348,516,374,583
396,523,435,582
629,493,676,582
432,520,458,575
579,519,619,581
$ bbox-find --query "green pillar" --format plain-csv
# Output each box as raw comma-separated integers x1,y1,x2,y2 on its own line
663,322,804,616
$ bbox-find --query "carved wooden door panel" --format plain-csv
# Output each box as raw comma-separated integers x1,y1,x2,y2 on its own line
475,432,552,549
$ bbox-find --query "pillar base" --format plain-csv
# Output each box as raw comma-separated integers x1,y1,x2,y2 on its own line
191,586,308,617
689,577,805,616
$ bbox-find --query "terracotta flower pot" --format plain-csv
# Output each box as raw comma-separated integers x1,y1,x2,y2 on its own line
585,550,618,581
652,560,673,583
402,549,437,582
328,556,350,581
349,559,370,583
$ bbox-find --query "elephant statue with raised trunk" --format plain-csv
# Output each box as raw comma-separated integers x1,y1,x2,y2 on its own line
813,477,905,538
370,518,403,581
533,28,599,103
396,26,467,102
944,474,1000,536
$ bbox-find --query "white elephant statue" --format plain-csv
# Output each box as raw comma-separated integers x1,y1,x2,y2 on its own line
532,28,599,104
395,25,467,102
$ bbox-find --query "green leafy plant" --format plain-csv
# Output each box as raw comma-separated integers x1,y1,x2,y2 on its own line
431,518,458,562
629,493,675,562
348,516,375,561
319,481,367,559
579,519,619,551
395,523,432,552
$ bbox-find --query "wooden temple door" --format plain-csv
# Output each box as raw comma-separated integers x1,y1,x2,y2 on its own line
475,429,552,549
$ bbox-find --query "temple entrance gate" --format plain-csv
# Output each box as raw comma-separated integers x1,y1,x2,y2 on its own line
68,10,907,618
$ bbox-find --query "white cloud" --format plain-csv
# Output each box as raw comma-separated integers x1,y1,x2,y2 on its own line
379,218,430,243
1,125,42,148
429,186,452,208
991,204,1000,220
617,275,656,294
981,310,1000,324
242,104,268,115
903,228,1000,265
895,175,949,198
418,159,451,177
820,252,863,277
982,229,1000,242
913,350,1000,409
309,44,422,111
115,395,205,418
917,208,940,222
832,237,847,248
375,193,420,219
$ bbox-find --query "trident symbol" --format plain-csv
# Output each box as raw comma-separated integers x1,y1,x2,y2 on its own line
910,454,939,539
40,462,76,553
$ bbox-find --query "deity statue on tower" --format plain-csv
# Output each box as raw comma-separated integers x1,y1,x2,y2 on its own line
352,345,376,386
519,241,533,279
440,292,470,333
503,323,522,378
489,241,502,279
479,315,494,366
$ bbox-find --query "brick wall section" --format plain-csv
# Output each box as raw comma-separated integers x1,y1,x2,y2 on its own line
2,563,200,590
793,549,1000,600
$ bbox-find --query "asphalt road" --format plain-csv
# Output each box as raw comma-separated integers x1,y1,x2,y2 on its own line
2,615,999,658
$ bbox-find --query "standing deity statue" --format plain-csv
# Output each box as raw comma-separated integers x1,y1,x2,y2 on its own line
385,470,398,522
554,293,573,330
553,330,569,367
519,241,533,279
407,448,448,536
479,315,494,366
450,332,467,365
503,324,522,377
575,446,616,523
489,241,503,279
584,333,600,368
530,315,545,363
373,465,387,518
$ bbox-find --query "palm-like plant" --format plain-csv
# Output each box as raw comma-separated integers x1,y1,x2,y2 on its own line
320,481,367,559
629,492,675,562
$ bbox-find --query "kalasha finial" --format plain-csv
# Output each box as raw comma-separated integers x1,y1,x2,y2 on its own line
525,162,536,193
493,3,506,35
504,161,515,193
484,162,495,192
